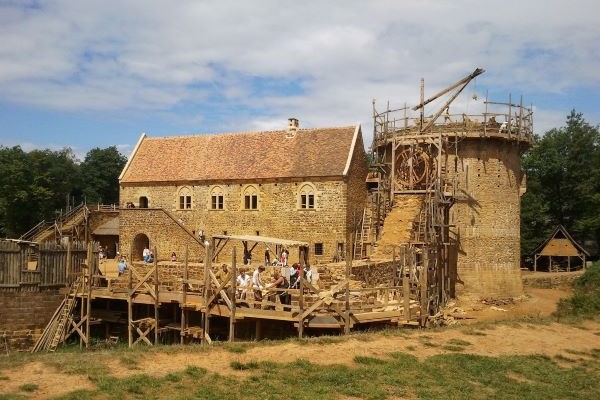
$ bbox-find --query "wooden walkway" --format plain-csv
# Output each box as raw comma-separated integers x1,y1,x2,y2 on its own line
74,244,431,346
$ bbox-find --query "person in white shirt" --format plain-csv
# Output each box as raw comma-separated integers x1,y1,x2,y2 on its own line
252,265,266,307
281,249,288,266
304,264,313,283
236,268,251,299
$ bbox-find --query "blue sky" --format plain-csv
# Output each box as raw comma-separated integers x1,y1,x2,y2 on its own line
0,0,599,160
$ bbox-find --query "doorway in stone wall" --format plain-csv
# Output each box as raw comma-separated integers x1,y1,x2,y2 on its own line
132,233,150,261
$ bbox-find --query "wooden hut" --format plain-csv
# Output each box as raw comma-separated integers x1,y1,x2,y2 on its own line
532,225,590,272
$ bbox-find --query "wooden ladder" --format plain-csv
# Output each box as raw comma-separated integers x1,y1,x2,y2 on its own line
32,276,83,352
353,208,373,260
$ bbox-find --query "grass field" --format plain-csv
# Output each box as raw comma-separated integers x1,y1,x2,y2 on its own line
1,319,599,400
1,263,599,399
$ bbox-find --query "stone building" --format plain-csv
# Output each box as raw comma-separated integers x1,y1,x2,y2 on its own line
118,119,369,265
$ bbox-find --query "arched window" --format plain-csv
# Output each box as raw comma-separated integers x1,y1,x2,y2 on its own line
299,183,315,209
139,196,149,208
243,185,258,210
210,186,224,210
178,186,192,210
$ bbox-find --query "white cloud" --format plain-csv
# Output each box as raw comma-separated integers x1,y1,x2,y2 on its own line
0,138,86,161
0,0,598,143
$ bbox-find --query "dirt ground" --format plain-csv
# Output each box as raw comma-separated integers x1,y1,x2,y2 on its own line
2,280,599,399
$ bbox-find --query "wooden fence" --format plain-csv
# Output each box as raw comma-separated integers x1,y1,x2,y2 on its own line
0,240,95,292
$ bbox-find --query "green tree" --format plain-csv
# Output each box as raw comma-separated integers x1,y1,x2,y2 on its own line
28,148,82,218
521,110,600,256
0,146,32,237
80,146,127,204
0,146,81,237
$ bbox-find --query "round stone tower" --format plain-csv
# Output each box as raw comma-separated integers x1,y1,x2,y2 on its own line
448,128,530,298
371,89,533,300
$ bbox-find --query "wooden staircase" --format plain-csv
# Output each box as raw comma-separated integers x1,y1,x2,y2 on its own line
32,276,83,352
20,203,88,243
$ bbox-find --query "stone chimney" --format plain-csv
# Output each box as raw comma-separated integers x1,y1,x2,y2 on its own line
287,118,299,138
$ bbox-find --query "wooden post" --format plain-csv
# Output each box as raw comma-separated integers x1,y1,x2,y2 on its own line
229,247,237,342
203,241,211,344
66,239,72,285
443,243,448,302
402,246,410,322
255,320,262,341
128,241,133,348
391,141,396,202
298,264,305,338
567,256,571,272
181,246,188,344
79,245,86,350
420,249,429,327
392,247,397,286
153,246,159,346
534,254,537,272
85,242,92,349
344,245,351,335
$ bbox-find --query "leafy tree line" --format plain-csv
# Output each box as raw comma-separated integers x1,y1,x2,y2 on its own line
0,146,127,238
521,110,600,258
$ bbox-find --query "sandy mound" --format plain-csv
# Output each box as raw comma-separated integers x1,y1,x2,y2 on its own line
371,195,423,260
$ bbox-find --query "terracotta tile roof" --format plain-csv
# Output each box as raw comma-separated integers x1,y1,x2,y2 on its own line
120,126,360,183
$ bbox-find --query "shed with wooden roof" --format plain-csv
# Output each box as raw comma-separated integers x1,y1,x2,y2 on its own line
531,225,590,271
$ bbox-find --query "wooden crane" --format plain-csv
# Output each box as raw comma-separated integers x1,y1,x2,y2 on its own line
413,67,485,133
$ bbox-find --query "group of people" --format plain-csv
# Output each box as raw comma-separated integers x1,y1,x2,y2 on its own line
213,262,312,309
142,247,155,263
242,247,290,267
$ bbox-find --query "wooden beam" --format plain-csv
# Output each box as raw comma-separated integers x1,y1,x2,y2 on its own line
298,266,304,338
212,238,230,262
128,241,134,348
181,246,188,344
229,247,237,342
153,247,159,345
130,266,157,299
85,243,92,349
344,245,351,335
203,240,212,345
420,250,429,327
301,298,325,320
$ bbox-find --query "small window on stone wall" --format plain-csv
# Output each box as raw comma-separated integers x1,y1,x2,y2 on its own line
314,243,324,256
139,196,149,208
299,183,316,209
243,185,258,210
210,186,224,210
178,187,192,210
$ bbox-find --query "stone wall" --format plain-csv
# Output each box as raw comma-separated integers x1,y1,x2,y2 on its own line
0,290,63,351
88,210,119,233
521,270,583,289
120,176,367,265
448,139,525,298
345,132,370,254
120,208,205,263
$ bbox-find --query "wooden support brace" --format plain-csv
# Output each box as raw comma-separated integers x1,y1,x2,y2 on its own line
301,299,325,321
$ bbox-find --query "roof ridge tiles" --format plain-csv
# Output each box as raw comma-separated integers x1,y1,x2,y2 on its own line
147,125,356,140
